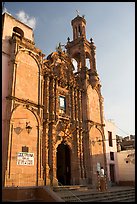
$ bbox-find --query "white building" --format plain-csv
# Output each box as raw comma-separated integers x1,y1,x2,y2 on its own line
116,140,135,186
104,119,119,185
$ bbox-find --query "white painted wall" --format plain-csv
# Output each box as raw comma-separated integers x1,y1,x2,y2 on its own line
104,120,119,183
117,150,135,182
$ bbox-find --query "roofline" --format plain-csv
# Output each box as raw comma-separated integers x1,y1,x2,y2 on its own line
2,12,33,30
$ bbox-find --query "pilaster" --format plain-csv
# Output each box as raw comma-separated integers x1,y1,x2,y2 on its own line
71,86,75,121
48,122,58,186
49,77,55,122
44,75,50,121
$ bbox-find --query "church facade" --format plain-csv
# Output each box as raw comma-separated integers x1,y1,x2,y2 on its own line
2,12,107,188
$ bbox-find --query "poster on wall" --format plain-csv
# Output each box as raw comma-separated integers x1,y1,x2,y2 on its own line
17,152,34,166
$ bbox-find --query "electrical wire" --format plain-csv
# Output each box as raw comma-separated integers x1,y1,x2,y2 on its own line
115,124,131,136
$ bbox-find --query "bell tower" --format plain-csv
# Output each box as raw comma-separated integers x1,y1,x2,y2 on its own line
66,14,106,187
71,14,86,40
66,14,97,74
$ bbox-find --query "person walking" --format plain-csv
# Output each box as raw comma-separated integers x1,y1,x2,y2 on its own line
96,171,101,191
100,166,106,192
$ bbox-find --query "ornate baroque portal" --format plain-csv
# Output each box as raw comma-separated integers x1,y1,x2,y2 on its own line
42,14,106,186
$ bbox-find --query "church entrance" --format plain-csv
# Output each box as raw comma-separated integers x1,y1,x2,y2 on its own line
56,142,71,185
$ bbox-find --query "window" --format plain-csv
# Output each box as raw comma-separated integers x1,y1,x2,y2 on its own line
59,96,66,114
109,164,115,182
22,146,29,152
110,152,114,160
108,131,113,147
78,25,82,36
86,58,90,69
72,58,78,73
13,26,24,38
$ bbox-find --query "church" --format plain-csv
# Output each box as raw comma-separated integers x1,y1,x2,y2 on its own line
2,12,107,188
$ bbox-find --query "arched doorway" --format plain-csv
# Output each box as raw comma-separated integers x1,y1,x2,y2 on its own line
56,142,71,185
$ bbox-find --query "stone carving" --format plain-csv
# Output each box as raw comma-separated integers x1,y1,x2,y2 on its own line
88,69,100,88
14,126,23,134
44,50,75,87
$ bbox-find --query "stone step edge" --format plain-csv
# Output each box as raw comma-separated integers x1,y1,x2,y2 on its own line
61,191,135,200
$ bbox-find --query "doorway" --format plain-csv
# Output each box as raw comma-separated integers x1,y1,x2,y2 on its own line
109,164,115,183
56,142,71,185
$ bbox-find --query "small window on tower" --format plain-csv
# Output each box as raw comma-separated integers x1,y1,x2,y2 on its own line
72,58,78,73
13,27,24,38
59,96,66,114
78,25,82,36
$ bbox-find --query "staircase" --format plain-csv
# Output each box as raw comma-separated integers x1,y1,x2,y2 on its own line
53,186,135,202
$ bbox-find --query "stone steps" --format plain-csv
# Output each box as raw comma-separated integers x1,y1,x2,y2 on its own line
54,186,135,202
6,186,134,202
53,185,88,192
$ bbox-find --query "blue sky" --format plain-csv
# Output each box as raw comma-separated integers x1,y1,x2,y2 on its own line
3,2,135,137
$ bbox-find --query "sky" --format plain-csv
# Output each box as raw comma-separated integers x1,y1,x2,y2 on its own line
3,2,135,137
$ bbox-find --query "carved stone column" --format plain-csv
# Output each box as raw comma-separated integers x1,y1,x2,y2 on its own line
54,78,58,121
49,77,55,122
43,75,50,185
38,126,44,185
36,125,39,186
48,122,58,186
74,88,78,123
99,95,105,126
76,127,81,184
77,60,81,72
79,129,85,181
71,127,80,185
52,127,58,186
71,86,75,121
44,75,50,121
80,51,86,68
77,89,85,183
67,85,71,118
79,90,83,123
44,122,50,186
40,77,44,115
90,41,96,71
48,77,58,186
77,89,86,184
72,88,81,184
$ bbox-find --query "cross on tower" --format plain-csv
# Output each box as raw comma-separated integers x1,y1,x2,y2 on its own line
76,10,80,16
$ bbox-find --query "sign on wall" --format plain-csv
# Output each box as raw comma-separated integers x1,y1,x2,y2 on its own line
17,152,34,166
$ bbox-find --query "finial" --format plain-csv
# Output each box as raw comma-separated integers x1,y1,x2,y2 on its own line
56,42,65,53
90,38,93,43
56,42,62,53
76,10,80,16
67,37,70,42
